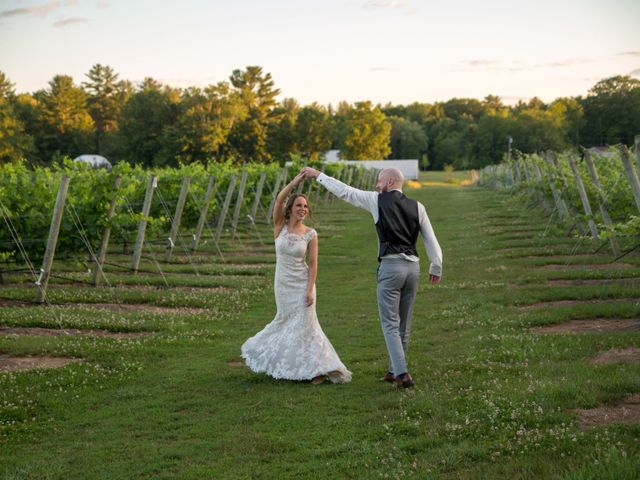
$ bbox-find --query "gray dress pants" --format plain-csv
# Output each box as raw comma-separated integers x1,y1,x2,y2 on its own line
376,257,420,376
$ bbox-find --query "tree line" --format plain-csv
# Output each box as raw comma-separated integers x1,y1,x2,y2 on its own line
1,64,639,169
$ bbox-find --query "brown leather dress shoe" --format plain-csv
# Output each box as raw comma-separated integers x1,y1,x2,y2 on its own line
311,375,328,385
395,372,414,388
382,372,395,383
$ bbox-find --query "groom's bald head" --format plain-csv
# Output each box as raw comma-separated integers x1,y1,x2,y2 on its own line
376,168,404,192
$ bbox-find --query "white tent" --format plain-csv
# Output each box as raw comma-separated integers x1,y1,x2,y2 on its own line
73,154,112,171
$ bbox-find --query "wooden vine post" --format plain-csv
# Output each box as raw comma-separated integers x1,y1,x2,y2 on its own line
92,176,122,286
36,175,70,303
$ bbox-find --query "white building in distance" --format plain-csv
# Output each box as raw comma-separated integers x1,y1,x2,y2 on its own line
323,150,419,180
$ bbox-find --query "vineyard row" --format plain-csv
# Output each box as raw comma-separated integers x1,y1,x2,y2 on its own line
478,135,640,257
0,160,373,302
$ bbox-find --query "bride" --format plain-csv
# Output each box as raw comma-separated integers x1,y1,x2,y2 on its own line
241,172,352,384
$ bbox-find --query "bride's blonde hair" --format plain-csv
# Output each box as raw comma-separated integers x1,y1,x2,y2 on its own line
284,194,312,221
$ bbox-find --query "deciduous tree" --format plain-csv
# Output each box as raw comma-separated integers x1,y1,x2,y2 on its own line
388,117,428,160
295,103,332,160
342,101,391,160
34,75,94,160
581,75,640,146
115,79,181,166
171,83,247,164
267,98,300,163
0,71,34,163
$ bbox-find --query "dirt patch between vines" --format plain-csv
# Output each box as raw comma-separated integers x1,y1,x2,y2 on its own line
589,348,640,364
497,233,542,240
484,228,541,235
0,327,151,339
546,277,640,286
59,303,208,314
174,251,274,257
502,229,544,234
0,300,207,314
520,298,639,310
538,263,633,270
509,277,640,289
110,270,264,278
227,358,246,367
98,284,233,293
0,354,82,372
524,253,610,259
0,300,33,308
494,246,575,253
531,318,640,333
574,394,640,428
0,283,233,292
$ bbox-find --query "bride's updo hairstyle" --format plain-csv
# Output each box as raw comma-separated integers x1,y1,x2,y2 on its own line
284,193,312,221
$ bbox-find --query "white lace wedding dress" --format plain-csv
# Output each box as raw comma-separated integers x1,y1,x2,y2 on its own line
241,225,352,383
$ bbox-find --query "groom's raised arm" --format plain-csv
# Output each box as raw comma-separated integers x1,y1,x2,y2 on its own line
301,167,378,216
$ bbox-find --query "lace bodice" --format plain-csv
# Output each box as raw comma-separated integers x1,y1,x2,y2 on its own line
276,224,315,258
274,225,316,300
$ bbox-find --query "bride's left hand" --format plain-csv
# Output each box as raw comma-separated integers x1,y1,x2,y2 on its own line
305,292,314,306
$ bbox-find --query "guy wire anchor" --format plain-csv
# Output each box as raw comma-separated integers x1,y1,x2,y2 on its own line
35,268,45,286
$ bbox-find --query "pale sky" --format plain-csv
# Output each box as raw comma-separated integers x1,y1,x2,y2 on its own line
1,0,639,106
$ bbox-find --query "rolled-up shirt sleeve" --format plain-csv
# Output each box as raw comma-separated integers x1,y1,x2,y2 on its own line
316,173,378,218
418,202,443,277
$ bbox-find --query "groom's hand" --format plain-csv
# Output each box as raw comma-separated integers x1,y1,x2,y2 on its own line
429,274,441,285
301,167,320,179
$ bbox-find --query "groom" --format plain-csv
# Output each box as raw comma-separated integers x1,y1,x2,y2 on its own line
301,166,442,388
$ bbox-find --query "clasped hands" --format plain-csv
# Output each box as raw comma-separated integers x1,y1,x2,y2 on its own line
293,167,321,184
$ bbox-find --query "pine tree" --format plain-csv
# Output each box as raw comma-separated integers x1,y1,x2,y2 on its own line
83,64,127,153
228,66,281,163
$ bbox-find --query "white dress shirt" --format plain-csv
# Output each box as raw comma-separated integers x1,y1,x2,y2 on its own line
316,173,443,277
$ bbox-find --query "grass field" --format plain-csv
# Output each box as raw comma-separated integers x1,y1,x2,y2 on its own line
1,171,639,479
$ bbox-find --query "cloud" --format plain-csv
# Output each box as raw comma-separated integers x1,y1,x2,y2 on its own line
0,0,77,18
630,68,640,76
464,58,593,71
618,51,640,57
545,58,591,68
53,16,87,27
363,0,416,15
369,66,398,72
549,76,598,83
1,1,61,18
97,0,109,8
466,60,501,67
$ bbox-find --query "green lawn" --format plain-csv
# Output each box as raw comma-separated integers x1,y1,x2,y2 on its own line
1,176,638,479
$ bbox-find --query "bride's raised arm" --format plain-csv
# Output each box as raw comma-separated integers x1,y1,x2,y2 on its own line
273,172,305,236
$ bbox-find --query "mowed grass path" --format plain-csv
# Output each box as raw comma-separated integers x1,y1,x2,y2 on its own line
1,173,639,479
